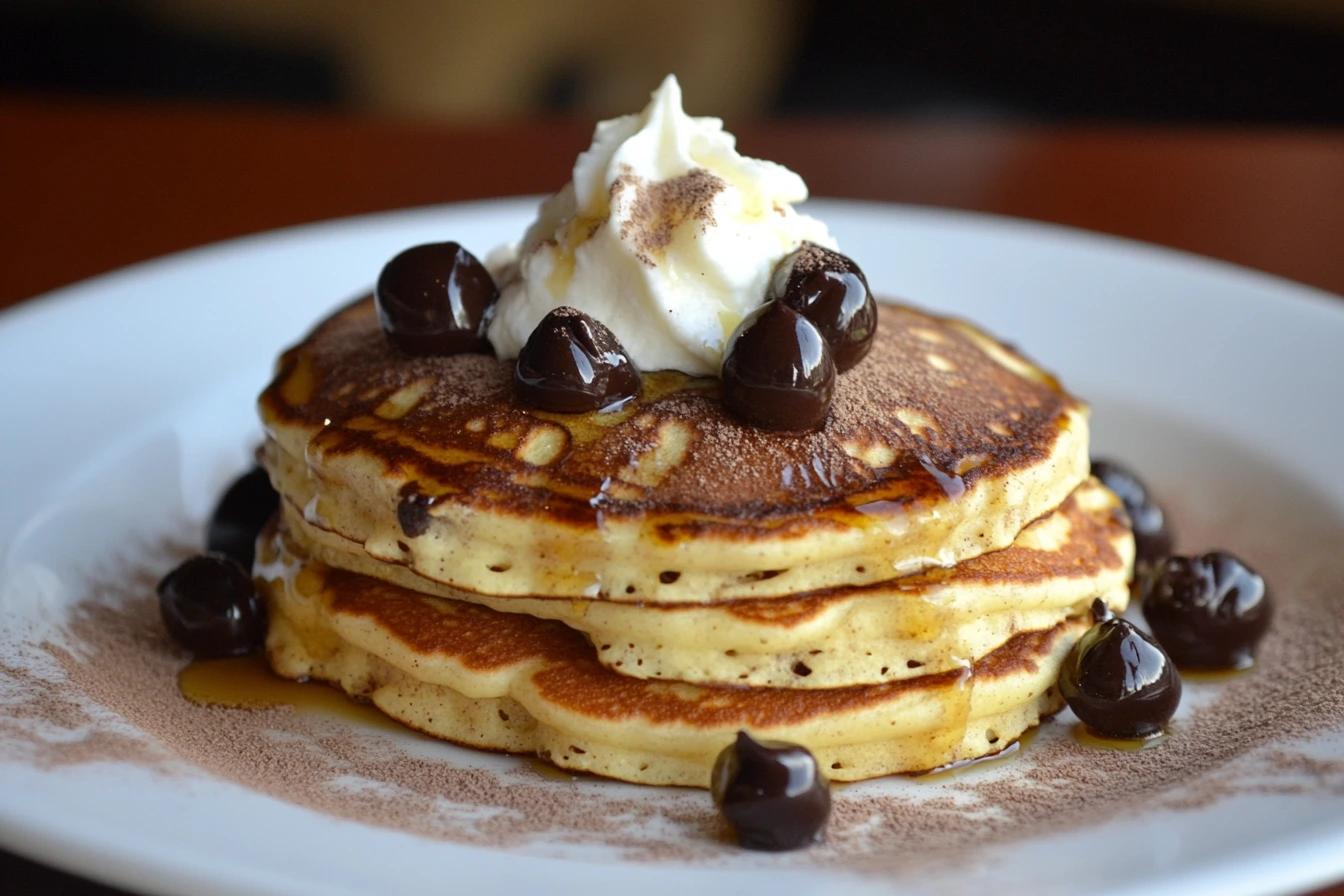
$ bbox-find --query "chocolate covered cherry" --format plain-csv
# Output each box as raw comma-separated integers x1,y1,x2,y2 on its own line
711,731,831,851
1059,599,1181,739
1142,551,1271,670
158,554,267,659
721,302,836,431
769,243,877,372
397,483,440,538
206,466,279,570
514,307,641,412
1127,502,1174,570
1090,458,1173,569
375,242,498,356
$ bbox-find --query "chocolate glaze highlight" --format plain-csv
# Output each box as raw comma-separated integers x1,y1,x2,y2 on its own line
770,243,877,372
514,307,641,413
397,485,438,539
721,302,836,431
1129,502,1174,569
206,466,278,570
712,731,831,850
1091,458,1173,568
1142,551,1272,670
1058,599,1181,739
375,242,498,356
157,554,267,659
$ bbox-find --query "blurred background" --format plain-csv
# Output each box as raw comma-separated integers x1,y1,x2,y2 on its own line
3,0,1343,124
4,0,1344,312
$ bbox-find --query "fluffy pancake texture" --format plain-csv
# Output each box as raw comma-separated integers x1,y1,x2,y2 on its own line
259,298,1090,603
259,523,1087,786
254,293,1113,783
281,477,1131,689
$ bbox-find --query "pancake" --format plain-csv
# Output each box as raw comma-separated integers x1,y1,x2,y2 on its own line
281,477,1132,688
259,522,1086,786
259,298,1090,604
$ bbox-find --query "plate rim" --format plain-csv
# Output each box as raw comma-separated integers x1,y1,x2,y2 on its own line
2,197,1343,896
3,195,1341,327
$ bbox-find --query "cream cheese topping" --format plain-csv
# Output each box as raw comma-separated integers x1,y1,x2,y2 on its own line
486,75,835,376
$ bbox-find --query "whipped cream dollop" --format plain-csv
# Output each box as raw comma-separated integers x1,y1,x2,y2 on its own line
486,75,835,376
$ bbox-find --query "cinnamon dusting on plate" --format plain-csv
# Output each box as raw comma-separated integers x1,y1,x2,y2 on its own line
3,482,1344,873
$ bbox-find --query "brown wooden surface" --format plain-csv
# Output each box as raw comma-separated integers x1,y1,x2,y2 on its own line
1,95,1343,895
3,97,1344,310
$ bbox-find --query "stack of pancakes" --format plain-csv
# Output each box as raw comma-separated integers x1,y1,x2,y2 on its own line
255,297,1132,786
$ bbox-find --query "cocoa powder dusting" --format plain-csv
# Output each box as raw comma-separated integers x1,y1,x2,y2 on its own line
3,457,1344,877
614,167,724,267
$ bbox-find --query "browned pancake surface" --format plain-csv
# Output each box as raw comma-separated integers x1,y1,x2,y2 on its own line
320,563,1067,725
260,298,1080,527
724,485,1128,626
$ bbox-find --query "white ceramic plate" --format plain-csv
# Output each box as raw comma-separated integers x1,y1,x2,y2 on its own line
2,199,1343,896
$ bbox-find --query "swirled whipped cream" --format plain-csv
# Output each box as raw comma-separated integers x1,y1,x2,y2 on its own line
486,75,835,376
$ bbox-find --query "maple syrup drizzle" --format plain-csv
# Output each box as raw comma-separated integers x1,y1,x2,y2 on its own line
1070,722,1169,752
917,727,1038,781
1179,666,1254,685
177,653,407,732
523,756,586,782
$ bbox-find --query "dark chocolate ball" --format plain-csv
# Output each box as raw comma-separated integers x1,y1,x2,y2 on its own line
205,467,278,570
375,242,498,356
1089,459,1150,509
1142,551,1272,670
1091,458,1174,569
1129,501,1175,570
711,731,831,851
158,554,267,659
721,301,836,431
769,243,877,372
397,484,439,538
1059,599,1182,739
514,307,641,413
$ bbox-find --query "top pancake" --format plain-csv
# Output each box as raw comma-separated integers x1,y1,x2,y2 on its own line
259,297,1089,602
